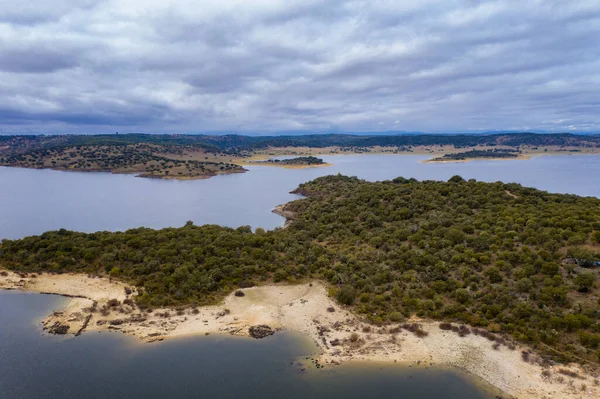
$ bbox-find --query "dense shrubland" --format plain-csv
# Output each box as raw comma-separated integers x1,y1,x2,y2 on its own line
1,175,600,363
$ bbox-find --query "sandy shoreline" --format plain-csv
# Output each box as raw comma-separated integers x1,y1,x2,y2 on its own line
1,270,599,399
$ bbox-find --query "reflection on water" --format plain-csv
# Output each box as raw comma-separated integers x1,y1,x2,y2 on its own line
0,291,500,399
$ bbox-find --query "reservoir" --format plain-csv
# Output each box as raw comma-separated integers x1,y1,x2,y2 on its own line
1,154,598,398
1,154,599,240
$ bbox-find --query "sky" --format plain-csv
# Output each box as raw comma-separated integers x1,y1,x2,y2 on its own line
1,0,599,135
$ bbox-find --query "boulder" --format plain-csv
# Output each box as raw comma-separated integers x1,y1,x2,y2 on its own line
248,324,275,339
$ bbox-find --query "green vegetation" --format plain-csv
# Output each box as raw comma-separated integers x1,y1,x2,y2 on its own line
431,149,520,161
1,175,600,363
260,156,326,166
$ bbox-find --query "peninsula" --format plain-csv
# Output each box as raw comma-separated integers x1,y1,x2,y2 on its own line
1,174,600,398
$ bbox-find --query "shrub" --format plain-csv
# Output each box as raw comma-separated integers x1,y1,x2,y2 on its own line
106,299,120,307
389,312,404,322
439,322,453,330
336,286,356,306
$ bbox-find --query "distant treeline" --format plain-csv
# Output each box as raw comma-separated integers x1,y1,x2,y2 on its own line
2,132,600,155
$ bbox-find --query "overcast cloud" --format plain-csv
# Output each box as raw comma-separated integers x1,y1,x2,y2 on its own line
0,0,599,134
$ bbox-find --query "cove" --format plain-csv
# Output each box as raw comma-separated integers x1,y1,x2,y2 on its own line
0,291,501,399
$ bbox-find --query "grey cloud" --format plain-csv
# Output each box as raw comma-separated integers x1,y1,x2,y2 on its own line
0,0,599,133
0,47,80,73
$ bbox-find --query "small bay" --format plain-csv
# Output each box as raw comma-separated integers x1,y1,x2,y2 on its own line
0,291,499,399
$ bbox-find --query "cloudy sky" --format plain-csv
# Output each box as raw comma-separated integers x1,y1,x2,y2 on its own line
1,0,599,134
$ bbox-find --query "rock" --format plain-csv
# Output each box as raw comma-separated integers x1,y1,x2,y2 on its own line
327,306,335,312
130,314,147,323
46,321,70,335
234,290,245,297
248,324,275,339
330,338,341,346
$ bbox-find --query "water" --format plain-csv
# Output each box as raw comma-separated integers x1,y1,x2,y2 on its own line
0,291,497,399
1,154,599,240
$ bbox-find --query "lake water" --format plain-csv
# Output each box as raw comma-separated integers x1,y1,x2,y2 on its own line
0,291,499,399
1,154,599,398
1,154,599,240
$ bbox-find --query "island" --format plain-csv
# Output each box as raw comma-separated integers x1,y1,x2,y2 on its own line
249,156,329,168
428,149,522,162
1,132,600,179
1,174,600,399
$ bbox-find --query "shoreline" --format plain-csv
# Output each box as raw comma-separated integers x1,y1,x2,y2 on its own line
1,270,598,399
0,164,247,181
3,151,600,177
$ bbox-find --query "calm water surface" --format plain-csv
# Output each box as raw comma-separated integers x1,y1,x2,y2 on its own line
0,291,498,399
1,154,599,240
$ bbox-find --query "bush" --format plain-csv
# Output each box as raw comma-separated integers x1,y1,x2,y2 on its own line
107,299,120,307
336,286,356,306
439,322,453,330
389,312,404,322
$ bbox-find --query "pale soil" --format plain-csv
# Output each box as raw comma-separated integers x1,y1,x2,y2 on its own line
1,270,599,399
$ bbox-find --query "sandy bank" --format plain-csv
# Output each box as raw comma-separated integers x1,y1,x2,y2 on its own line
1,271,598,399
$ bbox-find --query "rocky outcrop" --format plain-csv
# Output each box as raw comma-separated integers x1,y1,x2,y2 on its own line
248,324,275,339
45,321,70,335
74,314,92,336
272,204,297,228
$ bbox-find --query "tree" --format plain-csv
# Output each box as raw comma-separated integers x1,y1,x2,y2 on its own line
574,272,596,292
336,286,356,306
448,175,465,183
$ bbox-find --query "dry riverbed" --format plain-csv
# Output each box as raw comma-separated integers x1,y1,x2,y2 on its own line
1,270,599,399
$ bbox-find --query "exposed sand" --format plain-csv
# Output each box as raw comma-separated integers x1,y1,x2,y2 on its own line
1,270,599,399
